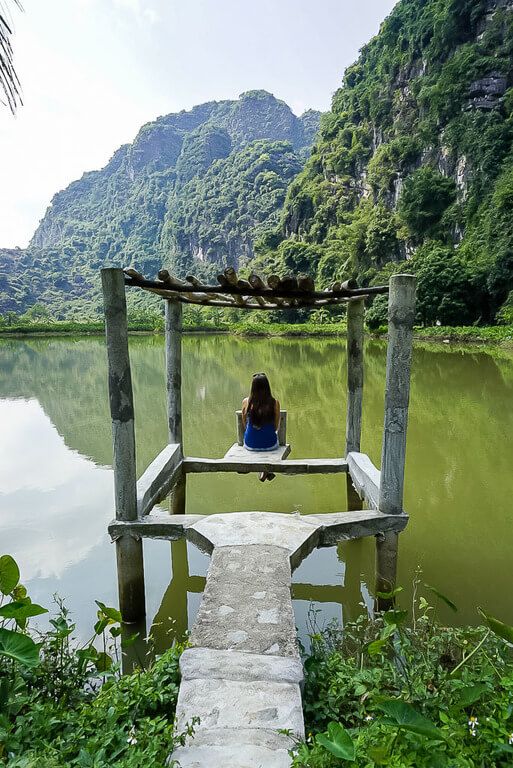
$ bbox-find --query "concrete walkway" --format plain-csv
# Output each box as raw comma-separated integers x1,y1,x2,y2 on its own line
163,510,407,767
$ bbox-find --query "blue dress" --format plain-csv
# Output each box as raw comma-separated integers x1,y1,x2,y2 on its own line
244,417,278,451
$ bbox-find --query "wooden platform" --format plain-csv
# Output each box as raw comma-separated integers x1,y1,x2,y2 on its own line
225,441,290,460
183,452,348,475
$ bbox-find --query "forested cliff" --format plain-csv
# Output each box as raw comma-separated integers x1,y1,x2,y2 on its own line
3,0,513,326
0,91,319,316
265,0,513,325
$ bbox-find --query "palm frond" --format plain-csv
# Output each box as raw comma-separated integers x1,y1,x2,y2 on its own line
0,0,23,114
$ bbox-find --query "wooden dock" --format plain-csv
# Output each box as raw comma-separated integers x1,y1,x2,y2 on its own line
100,268,416,767
109,509,407,767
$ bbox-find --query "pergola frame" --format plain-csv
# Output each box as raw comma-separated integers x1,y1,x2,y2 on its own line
101,266,416,623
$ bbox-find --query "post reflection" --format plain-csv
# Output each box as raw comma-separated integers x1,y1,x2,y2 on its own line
121,617,148,674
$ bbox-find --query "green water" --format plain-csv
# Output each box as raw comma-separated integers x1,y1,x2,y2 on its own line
1,334,512,649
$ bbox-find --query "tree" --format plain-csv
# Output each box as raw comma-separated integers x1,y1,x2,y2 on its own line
1,1,22,113
414,245,477,326
366,295,388,330
22,303,51,322
398,167,456,240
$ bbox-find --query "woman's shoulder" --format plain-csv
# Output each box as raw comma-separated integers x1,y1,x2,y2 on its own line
242,396,249,408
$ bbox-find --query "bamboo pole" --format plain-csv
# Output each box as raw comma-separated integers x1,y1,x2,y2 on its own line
165,299,186,514
101,267,146,623
124,273,390,300
376,274,416,609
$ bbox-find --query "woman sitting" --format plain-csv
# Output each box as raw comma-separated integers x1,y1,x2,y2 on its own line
242,373,281,482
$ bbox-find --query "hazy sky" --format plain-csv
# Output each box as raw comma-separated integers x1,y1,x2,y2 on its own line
0,0,397,247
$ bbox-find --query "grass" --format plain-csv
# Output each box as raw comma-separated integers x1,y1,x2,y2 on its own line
2,319,513,345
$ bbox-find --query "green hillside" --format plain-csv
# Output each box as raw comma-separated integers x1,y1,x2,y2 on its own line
5,1,513,328
0,91,319,318
265,0,513,326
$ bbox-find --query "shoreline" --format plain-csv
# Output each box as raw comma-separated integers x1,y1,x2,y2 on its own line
1,323,513,347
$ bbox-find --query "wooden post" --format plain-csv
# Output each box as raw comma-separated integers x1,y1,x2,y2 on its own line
101,267,146,623
236,412,244,446
346,298,365,511
375,532,399,608
376,274,416,609
346,298,365,455
277,411,287,446
165,299,186,514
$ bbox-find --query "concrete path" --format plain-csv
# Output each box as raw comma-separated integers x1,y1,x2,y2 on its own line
168,510,407,767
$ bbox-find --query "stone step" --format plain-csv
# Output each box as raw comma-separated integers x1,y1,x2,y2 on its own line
171,742,292,768
173,710,297,766
180,647,303,684
175,677,304,736
190,544,299,657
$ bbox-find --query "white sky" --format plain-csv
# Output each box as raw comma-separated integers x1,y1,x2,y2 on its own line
0,0,397,248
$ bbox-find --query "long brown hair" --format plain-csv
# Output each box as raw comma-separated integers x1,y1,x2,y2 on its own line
247,373,275,428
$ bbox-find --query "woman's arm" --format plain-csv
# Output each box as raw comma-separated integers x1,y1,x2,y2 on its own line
274,399,281,431
241,397,248,430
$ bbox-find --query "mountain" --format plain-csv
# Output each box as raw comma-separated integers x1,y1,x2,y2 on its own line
0,91,320,317
265,0,513,325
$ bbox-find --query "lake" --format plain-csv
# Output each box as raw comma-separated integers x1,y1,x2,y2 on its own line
1,334,512,651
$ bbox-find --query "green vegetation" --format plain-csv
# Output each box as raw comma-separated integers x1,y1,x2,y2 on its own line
3,554,513,766
163,140,302,276
294,581,513,767
0,554,185,766
5,2,513,330
3,310,513,345
273,0,513,326
0,92,319,318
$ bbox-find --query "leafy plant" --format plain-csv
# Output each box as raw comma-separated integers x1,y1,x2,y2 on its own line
0,555,186,765
293,581,513,767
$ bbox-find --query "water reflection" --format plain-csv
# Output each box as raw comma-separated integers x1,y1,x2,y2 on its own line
0,398,113,581
0,335,512,649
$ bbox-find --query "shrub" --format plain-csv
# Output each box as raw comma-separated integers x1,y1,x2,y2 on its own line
294,582,513,767
0,554,185,766
366,295,389,330
414,244,478,325
398,167,457,240
496,291,513,325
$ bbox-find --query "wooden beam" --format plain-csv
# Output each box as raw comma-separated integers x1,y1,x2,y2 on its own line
346,298,365,455
347,452,380,510
124,274,389,301
130,288,353,309
182,456,348,475
108,509,408,545
311,509,408,547
109,514,205,540
137,444,182,516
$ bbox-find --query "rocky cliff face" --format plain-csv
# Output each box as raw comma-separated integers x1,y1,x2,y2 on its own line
2,92,320,316
276,0,513,323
